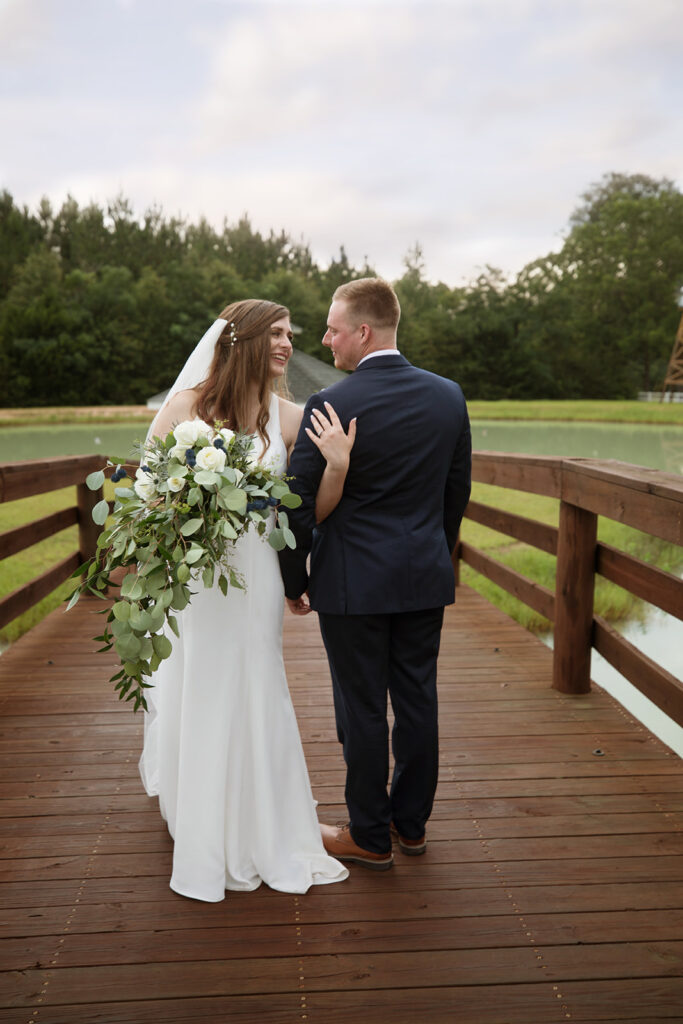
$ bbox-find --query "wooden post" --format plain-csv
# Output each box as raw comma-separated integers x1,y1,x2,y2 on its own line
77,481,102,563
552,500,597,694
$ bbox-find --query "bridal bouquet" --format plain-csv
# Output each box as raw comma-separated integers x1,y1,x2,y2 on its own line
68,419,301,711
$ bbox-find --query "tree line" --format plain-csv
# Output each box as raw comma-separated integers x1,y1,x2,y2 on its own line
1,172,682,406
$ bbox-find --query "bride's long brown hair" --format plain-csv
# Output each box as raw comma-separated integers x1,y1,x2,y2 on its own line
195,299,290,452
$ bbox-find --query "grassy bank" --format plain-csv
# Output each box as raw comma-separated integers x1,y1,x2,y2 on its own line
466,399,683,424
0,406,155,427
1,400,683,428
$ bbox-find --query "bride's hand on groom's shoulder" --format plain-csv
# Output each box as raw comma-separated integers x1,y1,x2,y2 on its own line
306,402,356,471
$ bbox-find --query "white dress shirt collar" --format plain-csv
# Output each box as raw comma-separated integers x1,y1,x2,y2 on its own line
358,349,401,367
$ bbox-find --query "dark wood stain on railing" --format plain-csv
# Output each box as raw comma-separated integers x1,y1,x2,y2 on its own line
1,588,683,1021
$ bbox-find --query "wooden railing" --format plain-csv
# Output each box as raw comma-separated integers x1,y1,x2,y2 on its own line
0,454,110,630
458,453,683,727
2,451,682,730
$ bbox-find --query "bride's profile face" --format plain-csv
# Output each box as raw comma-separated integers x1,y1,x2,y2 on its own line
270,317,293,377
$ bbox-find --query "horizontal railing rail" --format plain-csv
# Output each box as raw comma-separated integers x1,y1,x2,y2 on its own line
0,454,115,631
461,452,683,727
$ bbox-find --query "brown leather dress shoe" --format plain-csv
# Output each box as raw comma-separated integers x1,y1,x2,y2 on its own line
320,823,393,871
390,822,427,856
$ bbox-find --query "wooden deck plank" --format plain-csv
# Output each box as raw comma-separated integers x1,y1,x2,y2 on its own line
1,586,683,1023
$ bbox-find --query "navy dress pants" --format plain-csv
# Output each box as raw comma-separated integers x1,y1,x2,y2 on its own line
318,607,444,854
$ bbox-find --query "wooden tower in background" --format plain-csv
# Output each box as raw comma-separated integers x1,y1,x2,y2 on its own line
661,289,683,401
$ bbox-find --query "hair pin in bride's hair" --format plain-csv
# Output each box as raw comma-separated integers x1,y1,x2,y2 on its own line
228,322,238,348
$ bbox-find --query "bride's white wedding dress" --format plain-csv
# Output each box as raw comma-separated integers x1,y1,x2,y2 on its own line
139,394,348,901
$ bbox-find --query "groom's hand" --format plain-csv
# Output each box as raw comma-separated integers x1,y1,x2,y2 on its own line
286,595,312,616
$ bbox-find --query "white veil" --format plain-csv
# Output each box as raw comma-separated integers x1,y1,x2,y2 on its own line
146,318,227,444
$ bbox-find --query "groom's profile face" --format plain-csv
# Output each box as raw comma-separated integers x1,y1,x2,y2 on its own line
323,300,363,372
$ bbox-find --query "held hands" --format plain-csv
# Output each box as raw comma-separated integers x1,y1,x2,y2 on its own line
305,401,356,470
286,595,311,616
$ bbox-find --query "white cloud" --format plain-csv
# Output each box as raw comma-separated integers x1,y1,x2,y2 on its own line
1,0,681,285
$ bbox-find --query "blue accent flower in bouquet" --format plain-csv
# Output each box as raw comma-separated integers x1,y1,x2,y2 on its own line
67,419,302,712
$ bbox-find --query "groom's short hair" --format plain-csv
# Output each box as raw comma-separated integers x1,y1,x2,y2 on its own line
333,278,401,331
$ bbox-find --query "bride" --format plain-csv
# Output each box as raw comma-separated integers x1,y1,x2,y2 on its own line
139,299,352,902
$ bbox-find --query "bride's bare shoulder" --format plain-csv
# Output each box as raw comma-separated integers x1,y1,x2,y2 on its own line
150,389,200,439
278,396,303,451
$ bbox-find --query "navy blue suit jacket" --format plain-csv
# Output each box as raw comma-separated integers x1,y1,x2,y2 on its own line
278,353,471,615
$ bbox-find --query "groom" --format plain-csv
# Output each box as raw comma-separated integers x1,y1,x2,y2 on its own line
279,278,471,870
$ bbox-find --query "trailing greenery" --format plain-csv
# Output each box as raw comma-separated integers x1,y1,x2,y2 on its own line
2,171,683,406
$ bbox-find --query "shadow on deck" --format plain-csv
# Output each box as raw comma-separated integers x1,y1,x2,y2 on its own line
1,587,683,1023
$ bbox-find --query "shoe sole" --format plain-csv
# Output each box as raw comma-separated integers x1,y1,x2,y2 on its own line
398,841,426,856
338,853,394,871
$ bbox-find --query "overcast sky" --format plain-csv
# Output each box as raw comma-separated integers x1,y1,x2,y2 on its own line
1,0,681,286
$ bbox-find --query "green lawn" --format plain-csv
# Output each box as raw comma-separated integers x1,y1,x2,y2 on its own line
466,399,683,425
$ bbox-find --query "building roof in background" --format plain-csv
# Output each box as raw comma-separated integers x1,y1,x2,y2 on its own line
147,347,346,410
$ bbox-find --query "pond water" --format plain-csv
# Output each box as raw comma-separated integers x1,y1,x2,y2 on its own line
471,420,683,474
2,418,681,470
0,423,147,464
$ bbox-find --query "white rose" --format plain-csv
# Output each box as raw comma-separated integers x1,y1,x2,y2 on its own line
172,421,202,446
219,427,235,444
195,445,227,472
167,476,186,493
169,443,189,461
194,420,214,440
134,477,157,501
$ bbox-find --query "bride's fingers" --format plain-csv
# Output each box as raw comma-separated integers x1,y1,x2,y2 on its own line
305,426,322,448
310,408,329,434
323,401,341,426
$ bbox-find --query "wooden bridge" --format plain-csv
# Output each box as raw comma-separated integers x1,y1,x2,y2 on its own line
1,452,683,1022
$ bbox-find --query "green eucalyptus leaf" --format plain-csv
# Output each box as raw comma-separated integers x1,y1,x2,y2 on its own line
92,499,110,525
167,614,180,638
180,518,203,537
202,564,214,588
152,633,173,659
112,601,131,622
171,585,189,610
115,633,141,660
193,469,218,486
220,488,248,513
283,527,296,549
86,470,105,490
218,574,228,596
176,562,191,584
268,528,286,551
185,546,204,565
120,574,143,599
279,491,302,509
